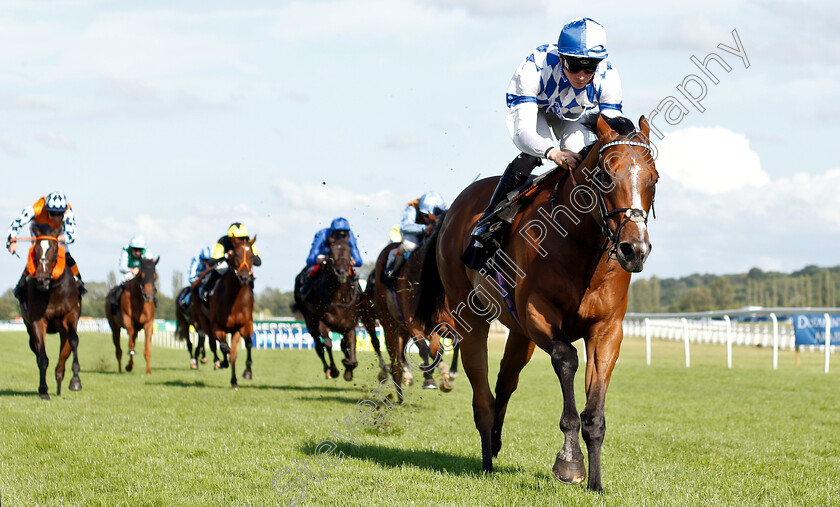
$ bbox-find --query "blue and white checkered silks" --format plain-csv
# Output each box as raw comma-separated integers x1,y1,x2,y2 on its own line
45,192,68,212
5,201,78,246
505,44,623,156
557,17,608,59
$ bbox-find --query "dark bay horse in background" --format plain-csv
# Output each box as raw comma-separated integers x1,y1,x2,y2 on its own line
371,223,456,391
196,236,257,388
19,226,82,399
292,233,366,381
423,115,658,491
175,284,218,369
106,257,158,374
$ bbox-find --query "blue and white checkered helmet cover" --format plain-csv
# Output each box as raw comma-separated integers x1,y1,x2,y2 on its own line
45,191,68,212
418,191,447,215
557,17,608,59
200,246,212,259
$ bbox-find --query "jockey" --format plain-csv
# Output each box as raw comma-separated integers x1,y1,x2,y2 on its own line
109,235,156,315
301,217,363,294
177,246,212,311
5,192,86,303
199,222,261,303
119,235,154,282
463,17,625,269
386,191,447,278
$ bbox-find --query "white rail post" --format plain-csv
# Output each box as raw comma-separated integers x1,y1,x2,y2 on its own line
682,317,690,368
724,315,732,369
645,318,651,366
825,313,831,374
771,313,779,371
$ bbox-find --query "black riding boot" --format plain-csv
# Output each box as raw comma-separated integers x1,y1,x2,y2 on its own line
13,273,27,306
200,271,219,304
110,284,125,315
461,153,541,270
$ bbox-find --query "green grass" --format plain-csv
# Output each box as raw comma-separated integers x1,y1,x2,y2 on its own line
1,331,839,506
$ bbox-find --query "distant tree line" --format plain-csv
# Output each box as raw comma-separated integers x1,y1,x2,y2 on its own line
628,265,840,313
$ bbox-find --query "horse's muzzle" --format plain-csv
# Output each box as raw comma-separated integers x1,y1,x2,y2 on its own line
616,238,651,273
35,277,51,292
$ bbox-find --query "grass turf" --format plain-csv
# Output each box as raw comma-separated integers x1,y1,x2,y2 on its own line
0,330,838,506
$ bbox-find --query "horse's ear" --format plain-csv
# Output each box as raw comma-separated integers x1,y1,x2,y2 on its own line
251,234,257,245
155,256,160,265
639,115,650,139
597,115,619,143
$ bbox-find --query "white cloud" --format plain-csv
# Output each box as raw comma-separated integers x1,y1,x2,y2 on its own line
655,126,768,195
37,132,75,150
419,0,546,16
0,136,25,156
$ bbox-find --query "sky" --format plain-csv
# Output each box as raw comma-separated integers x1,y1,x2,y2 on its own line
1,0,838,295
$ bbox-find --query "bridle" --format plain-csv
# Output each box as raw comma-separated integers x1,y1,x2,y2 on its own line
230,241,255,285
551,138,656,259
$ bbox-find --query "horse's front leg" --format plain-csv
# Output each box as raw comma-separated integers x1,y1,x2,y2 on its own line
492,331,535,457
67,327,82,391
55,331,71,396
229,331,241,389
242,324,253,380
319,321,339,380
142,321,153,375
340,328,357,382
549,337,586,485
580,321,623,492
29,321,50,400
214,330,230,369
125,322,137,372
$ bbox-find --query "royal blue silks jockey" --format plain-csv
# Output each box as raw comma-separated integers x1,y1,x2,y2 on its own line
300,217,362,293
463,17,626,269
385,191,447,279
189,246,213,284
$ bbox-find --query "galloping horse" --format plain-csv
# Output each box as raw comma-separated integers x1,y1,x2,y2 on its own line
106,257,158,374
18,225,82,399
371,219,456,391
292,233,364,381
175,285,218,369
196,235,257,388
423,115,657,491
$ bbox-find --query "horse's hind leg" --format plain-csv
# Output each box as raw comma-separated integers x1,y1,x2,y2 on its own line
29,323,50,400
450,343,460,378
492,331,535,457
549,338,586,485
56,332,71,396
362,311,388,381
229,332,240,389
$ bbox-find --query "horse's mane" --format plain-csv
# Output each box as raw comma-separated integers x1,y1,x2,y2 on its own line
581,114,637,137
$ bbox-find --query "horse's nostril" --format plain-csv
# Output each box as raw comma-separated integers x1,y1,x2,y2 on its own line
619,243,634,259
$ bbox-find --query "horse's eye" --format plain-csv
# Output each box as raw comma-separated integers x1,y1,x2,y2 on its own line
597,170,612,186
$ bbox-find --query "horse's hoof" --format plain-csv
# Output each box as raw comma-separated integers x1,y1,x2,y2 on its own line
40,393,50,401
552,456,586,485
200,357,209,364
243,370,252,380
324,371,332,379
377,369,388,382
343,370,353,382
214,361,221,370
125,363,133,372
329,366,340,379
220,361,230,369
450,370,459,379
69,378,82,391
190,359,198,369
422,378,437,389
439,378,454,393
402,377,413,386
232,384,239,390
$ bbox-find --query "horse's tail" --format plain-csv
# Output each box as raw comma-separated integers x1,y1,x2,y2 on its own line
415,211,447,329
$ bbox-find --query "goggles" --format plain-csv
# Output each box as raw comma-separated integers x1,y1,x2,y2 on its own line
563,57,600,75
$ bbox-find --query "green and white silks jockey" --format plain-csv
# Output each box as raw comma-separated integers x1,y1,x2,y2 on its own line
119,235,154,282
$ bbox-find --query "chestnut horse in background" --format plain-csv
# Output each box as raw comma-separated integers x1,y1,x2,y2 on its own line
196,236,257,389
175,284,221,369
371,220,456,391
106,257,158,374
18,225,82,399
292,233,365,381
422,115,658,491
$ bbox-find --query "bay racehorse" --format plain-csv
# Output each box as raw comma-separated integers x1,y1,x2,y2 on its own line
421,115,657,491
106,257,158,374
18,226,82,399
292,233,364,381
175,284,222,369
196,235,257,388
371,221,456,391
